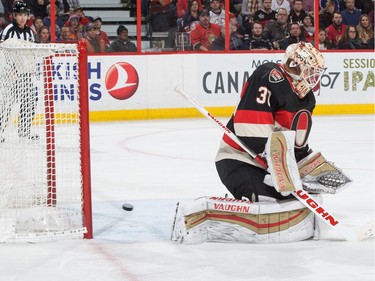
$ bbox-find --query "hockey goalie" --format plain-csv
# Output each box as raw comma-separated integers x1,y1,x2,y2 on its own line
171,42,352,244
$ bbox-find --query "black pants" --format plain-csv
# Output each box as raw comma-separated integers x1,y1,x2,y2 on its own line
215,159,294,202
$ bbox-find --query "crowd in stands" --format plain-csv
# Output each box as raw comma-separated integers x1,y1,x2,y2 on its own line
1,0,374,52
0,0,137,52
153,0,374,50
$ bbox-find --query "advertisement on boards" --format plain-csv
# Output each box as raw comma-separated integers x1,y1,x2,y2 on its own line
85,52,373,113
194,52,374,105
86,56,148,111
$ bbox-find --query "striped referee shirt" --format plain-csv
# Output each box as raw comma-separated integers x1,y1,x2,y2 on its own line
0,21,35,42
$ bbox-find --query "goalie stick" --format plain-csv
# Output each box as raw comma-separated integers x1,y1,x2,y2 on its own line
174,85,374,241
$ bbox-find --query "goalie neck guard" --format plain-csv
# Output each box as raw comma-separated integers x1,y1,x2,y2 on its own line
282,42,325,98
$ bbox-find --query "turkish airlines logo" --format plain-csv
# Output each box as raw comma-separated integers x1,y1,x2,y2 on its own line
105,62,139,100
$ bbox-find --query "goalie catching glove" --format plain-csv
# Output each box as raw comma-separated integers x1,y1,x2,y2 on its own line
297,152,352,194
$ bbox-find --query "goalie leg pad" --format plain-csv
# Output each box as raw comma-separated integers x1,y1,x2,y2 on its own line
171,196,320,244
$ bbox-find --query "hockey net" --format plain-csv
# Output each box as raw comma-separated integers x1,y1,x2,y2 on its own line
0,38,92,242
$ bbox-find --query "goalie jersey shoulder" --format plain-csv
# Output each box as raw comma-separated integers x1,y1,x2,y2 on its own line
255,62,286,84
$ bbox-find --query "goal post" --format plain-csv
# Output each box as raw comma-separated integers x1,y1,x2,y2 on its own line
0,39,92,242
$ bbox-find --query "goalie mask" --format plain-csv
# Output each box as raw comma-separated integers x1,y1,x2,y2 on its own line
12,1,30,14
282,42,325,98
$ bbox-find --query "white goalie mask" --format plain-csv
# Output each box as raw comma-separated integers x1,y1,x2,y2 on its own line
282,42,325,98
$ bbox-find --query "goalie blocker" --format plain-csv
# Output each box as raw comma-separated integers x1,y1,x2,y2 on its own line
171,196,320,244
264,131,352,195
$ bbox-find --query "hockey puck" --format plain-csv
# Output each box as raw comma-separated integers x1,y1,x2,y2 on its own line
122,203,134,211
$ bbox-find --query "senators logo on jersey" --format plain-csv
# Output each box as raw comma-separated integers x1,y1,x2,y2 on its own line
269,68,284,83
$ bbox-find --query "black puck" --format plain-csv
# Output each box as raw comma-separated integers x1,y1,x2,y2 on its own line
122,203,134,211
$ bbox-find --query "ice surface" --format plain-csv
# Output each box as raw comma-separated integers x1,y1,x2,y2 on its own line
0,115,373,281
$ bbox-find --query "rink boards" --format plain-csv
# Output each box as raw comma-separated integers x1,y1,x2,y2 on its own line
57,51,375,121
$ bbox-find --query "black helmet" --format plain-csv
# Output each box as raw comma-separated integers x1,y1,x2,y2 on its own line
12,1,30,14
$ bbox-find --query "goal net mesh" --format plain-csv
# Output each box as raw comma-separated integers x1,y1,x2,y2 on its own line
0,38,90,242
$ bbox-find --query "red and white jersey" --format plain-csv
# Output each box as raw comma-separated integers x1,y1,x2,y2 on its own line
326,24,347,46
209,9,225,28
215,62,315,168
190,22,221,50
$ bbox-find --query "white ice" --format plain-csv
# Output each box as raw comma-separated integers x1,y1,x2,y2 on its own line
0,115,374,281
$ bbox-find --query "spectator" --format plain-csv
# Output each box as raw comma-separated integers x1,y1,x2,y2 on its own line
229,12,248,49
368,3,374,30
53,1,78,22
73,6,90,27
356,14,374,48
84,22,106,53
35,25,50,43
177,0,202,18
341,0,361,26
319,0,336,30
312,28,334,50
210,16,246,51
302,0,314,15
230,0,243,22
64,0,81,11
301,13,314,42
180,0,200,32
54,0,71,20
253,0,277,29
30,0,49,19
287,0,306,25
43,4,65,29
0,12,11,32
190,9,221,51
59,25,74,42
320,0,340,11
358,0,373,15
209,0,225,28
66,14,83,40
338,0,363,11
337,24,364,48
109,25,137,52
278,22,304,49
326,11,347,47
240,0,260,25
262,7,289,49
271,0,290,14
209,26,226,50
93,17,110,46
148,0,177,32
1,0,14,18
31,15,43,34
244,21,274,49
